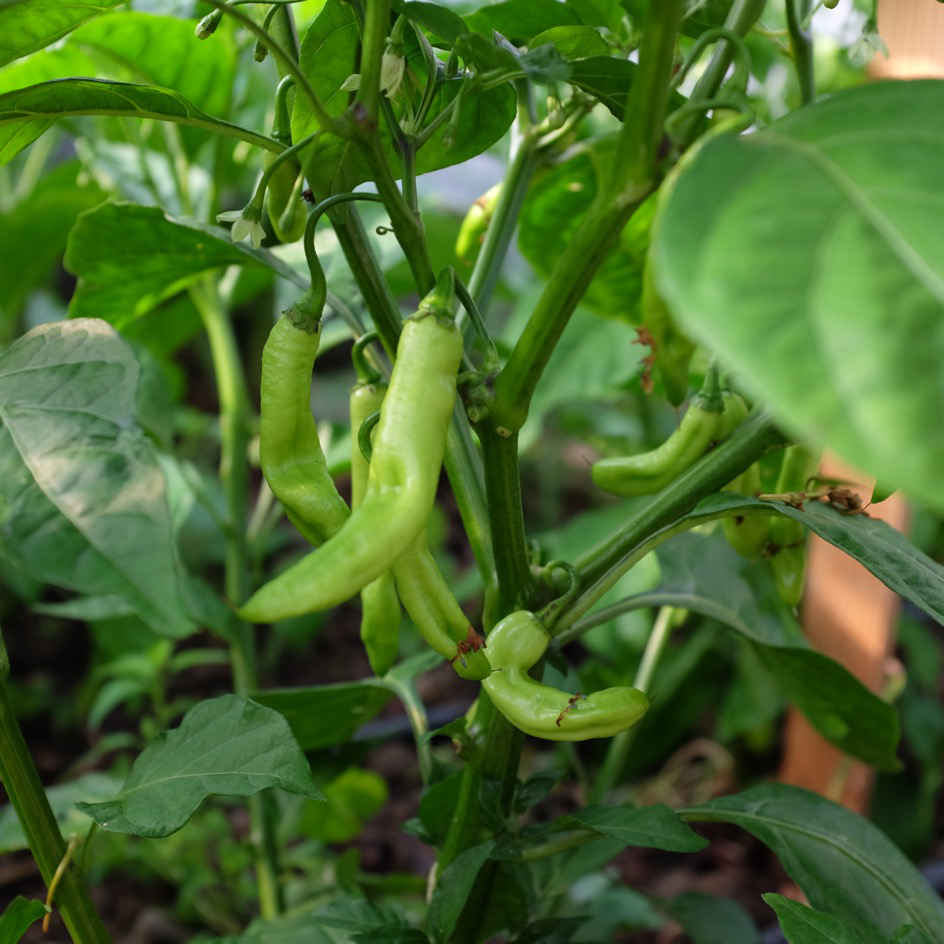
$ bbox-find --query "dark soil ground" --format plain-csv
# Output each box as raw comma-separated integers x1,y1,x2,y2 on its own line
4,564,944,944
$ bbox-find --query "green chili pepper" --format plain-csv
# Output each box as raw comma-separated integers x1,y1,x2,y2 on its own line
239,270,463,623
591,385,746,498
393,532,490,681
259,293,350,546
767,445,818,607
481,611,649,741
455,183,501,264
264,155,307,243
771,544,807,608
722,461,768,558
351,377,401,676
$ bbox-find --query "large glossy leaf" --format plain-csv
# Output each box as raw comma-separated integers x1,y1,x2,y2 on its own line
683,784,944,943
652,80,944,509
648,532,900,770
0,160,105,327
0,78,277,165
78,695,322,837
65,202,306,325
291,0,515,194
0,320,195,637
0,0,122,69
68,12,235,118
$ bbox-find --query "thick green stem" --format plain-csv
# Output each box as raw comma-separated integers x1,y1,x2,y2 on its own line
786,0,815,105
609,0,685,195
189,280,282,918
549,412,785,635
491,0,683,437
0,632,111,943
490,193,642,434
478,426,535,610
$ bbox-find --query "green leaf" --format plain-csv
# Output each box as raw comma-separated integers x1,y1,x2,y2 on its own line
518,137,656,317
0,897,46,944
252,681,394,750
0,772,120,853
68,12,235,119
762,894,874,944
653,80,944,510
529,25,610,59
197,898,418,943
668,892,760,944
0,319,195,637
0,0,122,69
0,78,278,165
78,695,322,837
401,2,468,44
427,841,495,943
300,767,388,843
467,0,581,41
649,532,900,770
561,803,708,852
568,57,639,119
292,0,515,194
65,202,306,325
519,306,646,447
0,159,105,327
683,784,944,942
689,493,944,628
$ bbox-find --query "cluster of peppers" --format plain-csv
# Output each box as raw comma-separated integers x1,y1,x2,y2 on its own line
241,268,649,741
590,364,814,608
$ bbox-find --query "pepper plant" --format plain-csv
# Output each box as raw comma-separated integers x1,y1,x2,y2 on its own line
2,0,944,941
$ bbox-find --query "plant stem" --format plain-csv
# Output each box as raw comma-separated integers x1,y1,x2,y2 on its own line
467,129,540,314
189,279,283,918
491,1,683,437
786,0,815,105
202,0,344,137
549,412,785,635
671,0,768,150
478,426,536,610
591,606,675,801
609,0,685,195
0,631,111,944
355,0,392,124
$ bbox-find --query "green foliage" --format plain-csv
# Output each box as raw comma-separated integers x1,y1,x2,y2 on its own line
685,785,944,942
653,80,944,510
1,3,943,942
78,695,322,837
0,897,47,944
